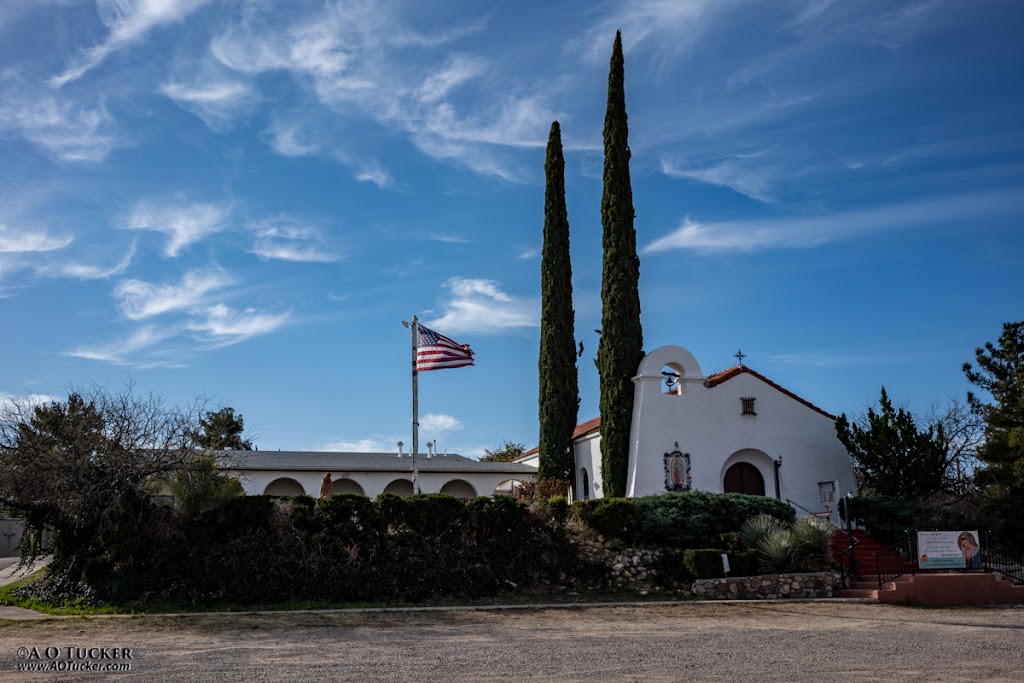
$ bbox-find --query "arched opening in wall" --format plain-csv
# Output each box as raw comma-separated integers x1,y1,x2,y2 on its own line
332,478,366,496
723,462,765,496
661,362,685,396
439,479,476,499
579,468,590,500
383,479,415,498
493,479,522,497
263,477,305,497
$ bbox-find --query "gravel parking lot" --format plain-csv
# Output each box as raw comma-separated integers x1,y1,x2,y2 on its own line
1,601,1022,682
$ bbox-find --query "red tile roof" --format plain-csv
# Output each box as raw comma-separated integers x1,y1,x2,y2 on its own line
705,365,836,420
518,416,602,459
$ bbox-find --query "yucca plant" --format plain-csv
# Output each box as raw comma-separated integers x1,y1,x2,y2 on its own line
790,516,835,572
742,514,835,574
757,532,796,573
740,513,787,550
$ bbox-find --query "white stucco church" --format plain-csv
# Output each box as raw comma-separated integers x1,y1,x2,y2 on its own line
215,344,854,519
520,345,857,519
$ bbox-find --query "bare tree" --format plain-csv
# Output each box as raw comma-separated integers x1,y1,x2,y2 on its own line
0,383,208,577
927,395,984,496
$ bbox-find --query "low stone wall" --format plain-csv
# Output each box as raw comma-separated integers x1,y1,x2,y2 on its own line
692,572,841,600
570,536,662,588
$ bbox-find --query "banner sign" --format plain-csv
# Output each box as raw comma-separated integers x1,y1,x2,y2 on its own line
917,530,982,569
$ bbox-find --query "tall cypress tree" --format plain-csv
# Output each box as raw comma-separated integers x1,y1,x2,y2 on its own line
597,31,644,498
538,121,579,485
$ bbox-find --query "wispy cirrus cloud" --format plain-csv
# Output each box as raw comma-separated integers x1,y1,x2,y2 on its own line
161,76,257,130
187,304,292,346
644,190,1024,254
567,0,731,67
425,277,537,334
429,234,471,245
354,161,394,188
210,2,553,181
37,242,135,280
125,200,232,257
49,0,212,88
416,54,488,104
259,120,320,158
114,266,235,320
0,85,121,163
0,223,72,253
661,151,776,203
65,324,175,365
250,219,339,263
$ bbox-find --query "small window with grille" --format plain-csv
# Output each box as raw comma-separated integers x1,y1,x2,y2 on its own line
741,397,756,415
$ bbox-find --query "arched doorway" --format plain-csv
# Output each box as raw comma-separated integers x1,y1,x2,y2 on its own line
439,479,476,499
383,479,414,497
579,468,590,501
333,478,366,496
723,462,765,496
263,477,305,496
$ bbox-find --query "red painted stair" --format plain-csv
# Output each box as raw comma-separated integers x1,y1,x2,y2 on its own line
833,529,913,588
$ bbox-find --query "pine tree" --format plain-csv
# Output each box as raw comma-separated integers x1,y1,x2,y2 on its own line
835,387,950,499
597,32,644,497
963,321,1024,539
538,121,579,485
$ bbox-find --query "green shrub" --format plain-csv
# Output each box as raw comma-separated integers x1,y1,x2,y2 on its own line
655,548,694,585
399,494,468,536
285,495,317,532
464,495,530,541
726,548,759,577
635,491,795,549
683,549,725,579
316,494,382,547
572,498,640,541
216,495,276,536
839,495,997,543
541,496,569,527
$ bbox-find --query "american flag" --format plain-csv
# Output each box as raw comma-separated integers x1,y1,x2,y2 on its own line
417,324,474,372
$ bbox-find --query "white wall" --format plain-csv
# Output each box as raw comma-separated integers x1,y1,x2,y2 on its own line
623,345,856,516
231,469,534,499
573,434,603,501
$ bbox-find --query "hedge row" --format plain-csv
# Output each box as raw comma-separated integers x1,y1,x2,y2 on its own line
572,491,796,550
77,494,606,606
838,495,1002,543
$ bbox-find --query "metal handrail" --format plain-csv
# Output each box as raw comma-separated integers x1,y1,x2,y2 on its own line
834,528,861,586
875,536,916,589
981,531,1024,583
785,498,831,519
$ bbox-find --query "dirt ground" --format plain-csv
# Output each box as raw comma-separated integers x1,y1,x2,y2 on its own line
1,601,1022,682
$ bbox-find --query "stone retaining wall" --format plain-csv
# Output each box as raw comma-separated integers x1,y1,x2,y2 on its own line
692,572,841,599
570,536,662,588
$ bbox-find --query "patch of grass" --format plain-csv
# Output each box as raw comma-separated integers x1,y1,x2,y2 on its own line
0,570,125,616
1,574,695,617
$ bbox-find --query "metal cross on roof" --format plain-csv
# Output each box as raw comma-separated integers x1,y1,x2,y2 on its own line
735,349,746,365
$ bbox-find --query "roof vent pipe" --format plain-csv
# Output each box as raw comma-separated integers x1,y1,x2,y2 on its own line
397,441,404,457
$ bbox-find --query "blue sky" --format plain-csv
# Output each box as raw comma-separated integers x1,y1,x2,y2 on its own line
1,0,1022,456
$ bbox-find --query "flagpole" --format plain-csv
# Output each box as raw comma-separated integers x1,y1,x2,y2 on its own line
410,315,420,495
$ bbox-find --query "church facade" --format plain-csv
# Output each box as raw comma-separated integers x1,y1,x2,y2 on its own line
522,345,857,520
